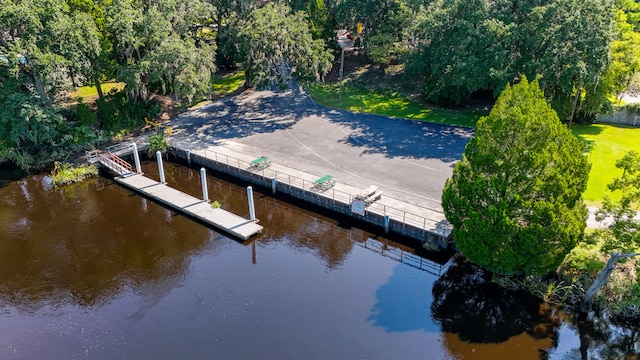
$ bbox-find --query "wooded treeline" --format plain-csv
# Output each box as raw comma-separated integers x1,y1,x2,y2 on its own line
1,0,639,169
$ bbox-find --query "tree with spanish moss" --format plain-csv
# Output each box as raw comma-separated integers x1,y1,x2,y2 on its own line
238,3,333,89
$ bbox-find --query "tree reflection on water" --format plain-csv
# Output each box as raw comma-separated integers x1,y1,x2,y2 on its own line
432,258,640,358
431,258,562,356
0,175,217,311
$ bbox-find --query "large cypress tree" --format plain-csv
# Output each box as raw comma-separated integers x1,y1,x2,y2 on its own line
442,77,590,276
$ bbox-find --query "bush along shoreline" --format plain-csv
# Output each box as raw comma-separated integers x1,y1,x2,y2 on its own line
50,162,99,187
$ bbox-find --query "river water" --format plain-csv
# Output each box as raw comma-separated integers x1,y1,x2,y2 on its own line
0,161,637,359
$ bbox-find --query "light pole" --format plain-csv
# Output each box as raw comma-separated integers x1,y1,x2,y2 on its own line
339,44,344,99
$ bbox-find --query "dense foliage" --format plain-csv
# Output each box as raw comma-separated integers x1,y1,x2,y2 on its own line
1,0,638,171
404,0,621,122
442,78,591,275
238,4,333,88
558,151,639,314
599,151,640,254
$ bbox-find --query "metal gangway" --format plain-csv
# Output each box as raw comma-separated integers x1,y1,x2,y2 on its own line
86,150,133,177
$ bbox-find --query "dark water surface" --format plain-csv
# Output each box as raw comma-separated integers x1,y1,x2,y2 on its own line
0,161,634,359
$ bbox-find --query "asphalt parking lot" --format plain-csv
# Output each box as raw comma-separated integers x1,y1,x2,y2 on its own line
169,86,474,212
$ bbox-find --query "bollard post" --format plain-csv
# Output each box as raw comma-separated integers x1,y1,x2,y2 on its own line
186,150,191,164
247,186,256,221
156,151,166,183
200,168,209,202
132,143,142,173
384,215,390,234
271,178,277,194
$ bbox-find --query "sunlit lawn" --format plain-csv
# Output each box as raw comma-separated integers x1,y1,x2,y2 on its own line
211,71,245,97
306,82,483,127
573,124,640,206
70,82,125,99
191,71,246,108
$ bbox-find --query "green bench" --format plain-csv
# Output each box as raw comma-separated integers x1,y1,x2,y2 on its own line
314,175,335,192
250,156,271,171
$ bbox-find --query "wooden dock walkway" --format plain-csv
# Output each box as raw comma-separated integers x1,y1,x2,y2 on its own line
115,174,263,240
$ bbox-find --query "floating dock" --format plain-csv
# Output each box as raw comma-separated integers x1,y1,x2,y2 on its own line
115,174,263,240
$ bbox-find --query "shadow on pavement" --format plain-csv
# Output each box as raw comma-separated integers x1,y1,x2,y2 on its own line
170,85,474,164
324,109,473,163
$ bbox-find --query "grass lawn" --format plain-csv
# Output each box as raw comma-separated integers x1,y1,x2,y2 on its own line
211,71,245,98
573,124,640,206
306,82,483,127
69,82,125,99
191,71,246,108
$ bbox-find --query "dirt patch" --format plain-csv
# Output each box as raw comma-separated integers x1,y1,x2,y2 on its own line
150,94,181,122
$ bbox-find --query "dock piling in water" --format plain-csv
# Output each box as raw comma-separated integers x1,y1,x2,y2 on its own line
132,143,142,173
156,151,166,183
200,168,209,202
247,186,256,222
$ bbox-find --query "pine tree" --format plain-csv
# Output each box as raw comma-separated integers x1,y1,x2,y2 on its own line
442,76,590,275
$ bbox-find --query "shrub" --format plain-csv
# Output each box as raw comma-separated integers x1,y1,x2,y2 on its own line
96,90,160,134
50,162,99,187
76,102,96,127
147,133,170,154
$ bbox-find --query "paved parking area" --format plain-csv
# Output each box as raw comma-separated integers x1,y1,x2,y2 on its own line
168,86,474,213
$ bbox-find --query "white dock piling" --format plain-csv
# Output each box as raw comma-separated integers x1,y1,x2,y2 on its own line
247,186,256,222
132,143,142,173
200,168,209,202
156,151,166,183
271,178,277,194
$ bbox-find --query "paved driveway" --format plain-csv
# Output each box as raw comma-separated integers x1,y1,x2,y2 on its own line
169,86,474,211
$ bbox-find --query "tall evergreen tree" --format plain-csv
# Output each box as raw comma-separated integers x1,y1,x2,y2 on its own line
442,77,590,276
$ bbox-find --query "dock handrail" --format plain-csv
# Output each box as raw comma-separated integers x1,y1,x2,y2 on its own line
104,152,132,173
186,147,451,238
105,143,132,154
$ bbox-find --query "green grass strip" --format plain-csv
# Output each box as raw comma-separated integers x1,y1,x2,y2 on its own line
211,71,245,97
70,82,125,99
306,82,483,127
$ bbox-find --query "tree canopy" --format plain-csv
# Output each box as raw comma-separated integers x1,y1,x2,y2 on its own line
442,77,591,276
238,3,333,88
405,0,617,121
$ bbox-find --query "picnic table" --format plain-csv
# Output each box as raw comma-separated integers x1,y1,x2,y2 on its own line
250,156,271,171
314,175,336,192
354,185,383,205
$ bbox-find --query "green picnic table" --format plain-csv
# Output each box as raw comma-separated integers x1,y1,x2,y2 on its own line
250,156,271,170
314,175,335,191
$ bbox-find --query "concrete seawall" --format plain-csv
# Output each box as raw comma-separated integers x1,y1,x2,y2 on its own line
171,147,451,249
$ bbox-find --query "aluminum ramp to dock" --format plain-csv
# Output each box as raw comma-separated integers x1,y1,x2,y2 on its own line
87,150,133,177
115,174,263,240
